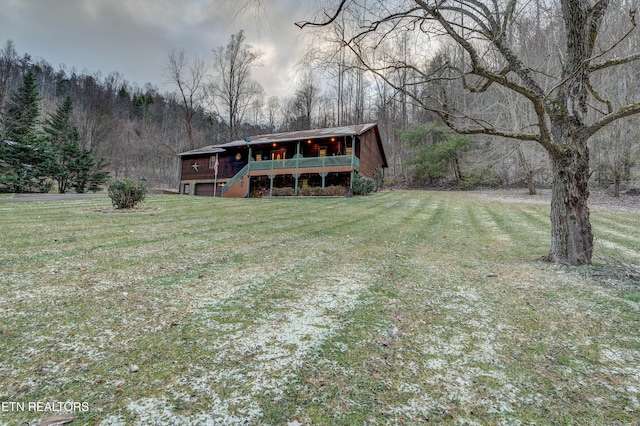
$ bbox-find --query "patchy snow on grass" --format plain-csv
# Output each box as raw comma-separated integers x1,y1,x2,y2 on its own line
596,239,640,261
119,268,372,423
124,397,253,426
2,191,639,424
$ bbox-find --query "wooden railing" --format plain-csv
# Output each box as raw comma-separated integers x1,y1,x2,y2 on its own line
249,154,359,171
221,155,359,196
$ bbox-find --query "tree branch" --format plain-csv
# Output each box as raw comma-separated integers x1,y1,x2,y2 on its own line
548,4,636,97
586,78,613,114
582,102,640,140
590,52,640,72
295,0,348,29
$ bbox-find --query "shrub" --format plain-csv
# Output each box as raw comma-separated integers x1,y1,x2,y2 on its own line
108,178,147,209
297,185,347,197
324,185,348,196
352,174,377,195
271,187,295,196
298,186,315,196
458,176,481,191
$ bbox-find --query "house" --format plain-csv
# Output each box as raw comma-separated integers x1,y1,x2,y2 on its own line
177,123,388,197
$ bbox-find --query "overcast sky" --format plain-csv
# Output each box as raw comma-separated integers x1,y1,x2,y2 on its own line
0,0,314,98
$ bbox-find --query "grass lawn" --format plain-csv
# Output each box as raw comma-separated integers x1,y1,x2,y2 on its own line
1,190,639,425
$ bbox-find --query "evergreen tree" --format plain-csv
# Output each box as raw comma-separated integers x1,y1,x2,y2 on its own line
43,96,109,193
399,124,473,186
3,70,40,140
0,70,55,193
67,137,109,193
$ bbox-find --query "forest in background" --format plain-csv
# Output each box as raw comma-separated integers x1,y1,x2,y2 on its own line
0,1,639,194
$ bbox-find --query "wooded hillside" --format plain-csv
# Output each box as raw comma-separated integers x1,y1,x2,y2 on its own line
1,1,639,194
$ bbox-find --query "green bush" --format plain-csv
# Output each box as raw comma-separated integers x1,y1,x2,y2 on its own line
458,176,481,190
352,174,376,195
107,178,147,209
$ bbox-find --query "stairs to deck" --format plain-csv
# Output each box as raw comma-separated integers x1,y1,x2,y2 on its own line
221,165,249,197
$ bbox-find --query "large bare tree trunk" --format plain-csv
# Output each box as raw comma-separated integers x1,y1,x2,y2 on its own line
541,0,600,265
545,144,593,264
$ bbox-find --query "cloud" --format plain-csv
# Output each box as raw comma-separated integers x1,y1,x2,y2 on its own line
0,0,310,98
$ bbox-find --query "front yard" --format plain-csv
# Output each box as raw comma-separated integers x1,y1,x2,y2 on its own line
1,190,639,424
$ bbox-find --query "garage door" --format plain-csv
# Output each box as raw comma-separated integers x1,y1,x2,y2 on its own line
194,183,215,196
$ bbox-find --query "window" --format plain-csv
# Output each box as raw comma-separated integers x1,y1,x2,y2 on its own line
319,146,327,157
255,152,263,161
183,183,190,195
209,156,215,168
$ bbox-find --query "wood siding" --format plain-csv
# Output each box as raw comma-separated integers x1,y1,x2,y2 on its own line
180,153,247,181
358,130,385,177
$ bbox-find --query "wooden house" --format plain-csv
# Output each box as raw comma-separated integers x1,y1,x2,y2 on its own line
177,123,387,197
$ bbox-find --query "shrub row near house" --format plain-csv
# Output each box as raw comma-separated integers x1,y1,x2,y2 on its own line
267,185,348,197
298,185,348,197
270,187,295,197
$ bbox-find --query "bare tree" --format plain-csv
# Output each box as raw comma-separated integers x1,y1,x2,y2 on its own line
289,69,320,130
298,0,640,265
592,119,638,197
71,73,118,151
0,40,18,113
210,30,264,141
265,95,281,132
164,50,209,150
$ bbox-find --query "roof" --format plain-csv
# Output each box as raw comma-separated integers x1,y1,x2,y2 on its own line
177,123,380,157
221,123,379,148
176,146,226,157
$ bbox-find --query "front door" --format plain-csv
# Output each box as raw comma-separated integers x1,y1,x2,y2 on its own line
271,149,286,160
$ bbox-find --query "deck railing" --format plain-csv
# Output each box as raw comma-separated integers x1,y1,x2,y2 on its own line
221,155,360,196
249,154,359,171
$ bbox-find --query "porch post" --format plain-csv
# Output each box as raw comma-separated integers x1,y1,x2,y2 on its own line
246,146,252,198
349,135,355,197
296,141,300,168
293,173,300,196
268,174,275,197
320,172,328,188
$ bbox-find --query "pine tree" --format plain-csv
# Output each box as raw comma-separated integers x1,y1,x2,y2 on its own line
3,70,40,141
70,146,110,193
43,96,74,145
43,96,109,193
0,70,55,193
